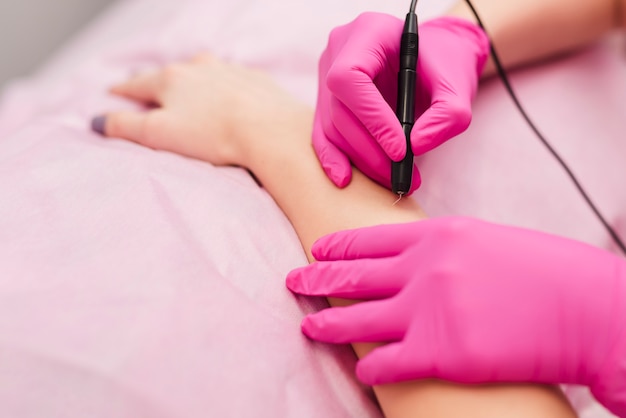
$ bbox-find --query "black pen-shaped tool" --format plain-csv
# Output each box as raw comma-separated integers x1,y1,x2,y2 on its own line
392,2,419,196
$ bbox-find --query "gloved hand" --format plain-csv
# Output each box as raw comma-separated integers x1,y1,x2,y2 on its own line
313,13,489,193
286,217,626,417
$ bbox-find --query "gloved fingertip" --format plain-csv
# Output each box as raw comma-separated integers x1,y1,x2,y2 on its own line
408,131,431,156
377,125,407,162
325,163,351,188
355,361,378,386
406,168,422,195
285,270,303,293
311,236,331,260
312,131,352,187
384,140,406,162
301,316,321,340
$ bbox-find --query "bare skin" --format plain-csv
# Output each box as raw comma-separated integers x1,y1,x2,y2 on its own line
95,54,577,417
447,0,624,76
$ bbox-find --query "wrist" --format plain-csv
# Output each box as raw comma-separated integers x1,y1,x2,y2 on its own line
239,108,313,174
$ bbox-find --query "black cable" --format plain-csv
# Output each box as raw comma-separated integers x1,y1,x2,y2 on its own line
463,0,626,255
410,0,418,14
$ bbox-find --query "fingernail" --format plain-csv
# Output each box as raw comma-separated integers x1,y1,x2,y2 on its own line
91,115,107,136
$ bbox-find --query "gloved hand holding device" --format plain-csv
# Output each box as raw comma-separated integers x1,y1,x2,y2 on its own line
313,13,489,193
286,217,626,417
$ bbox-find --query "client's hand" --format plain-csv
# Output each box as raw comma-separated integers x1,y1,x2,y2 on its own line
92,54,309,167
286,217,626,417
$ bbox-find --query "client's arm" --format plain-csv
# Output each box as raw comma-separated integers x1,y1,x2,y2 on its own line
95,55,576,417
447,0,625,76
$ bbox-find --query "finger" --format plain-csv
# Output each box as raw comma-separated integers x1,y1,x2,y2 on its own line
329,97,394,188
326,17,406,160
286,258,406,299
406,163,422,194
312,107,352,188
97,110,170,151
356,342,433,386
311,223,425,261
301,300,406,344
95,111,148,142
327,67,405,162
410,96,472,156
109,70,164,104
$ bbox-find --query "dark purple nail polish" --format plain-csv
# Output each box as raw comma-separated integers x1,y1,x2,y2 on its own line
91,115,107,135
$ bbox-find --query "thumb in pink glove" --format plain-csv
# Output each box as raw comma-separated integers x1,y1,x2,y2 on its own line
313,13,489,193
286,218,626,417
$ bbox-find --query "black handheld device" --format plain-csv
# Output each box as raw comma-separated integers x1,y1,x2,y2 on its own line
391,1,419,196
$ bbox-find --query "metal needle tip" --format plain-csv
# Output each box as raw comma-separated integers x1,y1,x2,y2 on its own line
393,193,404,206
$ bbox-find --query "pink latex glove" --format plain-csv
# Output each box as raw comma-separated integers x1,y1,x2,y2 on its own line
313,13,489,193
286,217,626,417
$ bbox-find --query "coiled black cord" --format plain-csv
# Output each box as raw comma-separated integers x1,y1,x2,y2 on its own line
463,0,626,255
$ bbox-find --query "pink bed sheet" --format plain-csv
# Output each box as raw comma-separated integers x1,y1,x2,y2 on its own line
0,0,624,416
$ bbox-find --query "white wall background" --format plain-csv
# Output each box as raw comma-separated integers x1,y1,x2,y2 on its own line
0,0,113,88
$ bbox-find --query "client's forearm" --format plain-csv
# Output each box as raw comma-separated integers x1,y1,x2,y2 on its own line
446,0,622,77
241,113,576,418
241,112,423,256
